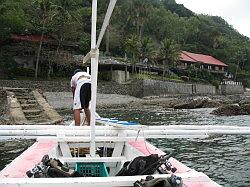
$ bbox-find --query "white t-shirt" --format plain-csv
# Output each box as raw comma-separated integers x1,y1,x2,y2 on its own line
70,72,91,88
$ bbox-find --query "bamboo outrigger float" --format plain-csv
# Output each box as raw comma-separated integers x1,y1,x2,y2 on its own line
0,124,250,140
1,122,249,187
0,0,249,186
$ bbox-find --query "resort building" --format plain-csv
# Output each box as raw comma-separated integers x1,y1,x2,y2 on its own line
179,51,228,73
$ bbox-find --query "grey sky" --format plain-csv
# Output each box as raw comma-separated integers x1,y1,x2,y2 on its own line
175,0,250,38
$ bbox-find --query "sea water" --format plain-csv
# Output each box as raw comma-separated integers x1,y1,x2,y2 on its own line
98,107,250,187
0,108,249,186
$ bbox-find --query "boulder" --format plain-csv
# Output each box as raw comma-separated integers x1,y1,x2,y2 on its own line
239,100,250,106
173,97,220,109
173,99,203,109
241,104,250,114
201,99,221,108
211,104,248,116
0,89,7,116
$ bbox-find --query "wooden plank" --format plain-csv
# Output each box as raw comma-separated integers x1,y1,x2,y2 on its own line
0,172,221,187
59,142,72,157
59,156,126,163
112,131,125,157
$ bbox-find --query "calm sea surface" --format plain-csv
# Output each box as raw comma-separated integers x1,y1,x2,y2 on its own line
0,107,249,186
98,108,250,187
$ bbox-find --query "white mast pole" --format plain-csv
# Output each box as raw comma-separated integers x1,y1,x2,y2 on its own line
90,0,98,157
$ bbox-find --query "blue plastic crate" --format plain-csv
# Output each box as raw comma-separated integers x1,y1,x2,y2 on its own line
75,162,109,177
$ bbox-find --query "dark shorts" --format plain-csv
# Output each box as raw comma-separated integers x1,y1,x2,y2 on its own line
80,83,91,109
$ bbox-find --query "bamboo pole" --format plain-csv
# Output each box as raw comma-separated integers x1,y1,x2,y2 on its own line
90,0,98,157
0,125,249,131
0,128,250,137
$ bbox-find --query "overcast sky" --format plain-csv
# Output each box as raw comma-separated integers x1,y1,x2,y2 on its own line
175,0,250,38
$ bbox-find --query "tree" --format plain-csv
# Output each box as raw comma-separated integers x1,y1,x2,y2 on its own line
28,0,83,78
27,0,56,79
138,36,154,63
0,0,28,41
125,34,140,73
51,0,83,45
232,47,247,81
48,0,84,78
118,0,151,39
158,38,180,77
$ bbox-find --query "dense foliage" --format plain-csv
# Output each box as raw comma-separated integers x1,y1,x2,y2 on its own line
0,0,249,85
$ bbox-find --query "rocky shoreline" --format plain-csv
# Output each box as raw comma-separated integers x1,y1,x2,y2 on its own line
0,90,10,125
1,88,250,125
45,92,250,115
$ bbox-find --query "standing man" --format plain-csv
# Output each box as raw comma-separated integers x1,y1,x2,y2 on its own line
71,68,91,126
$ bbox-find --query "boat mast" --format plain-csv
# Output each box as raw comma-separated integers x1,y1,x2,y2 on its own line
90,0,98,157
89,0,117,157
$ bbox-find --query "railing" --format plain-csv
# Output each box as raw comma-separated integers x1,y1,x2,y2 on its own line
221,81,242,85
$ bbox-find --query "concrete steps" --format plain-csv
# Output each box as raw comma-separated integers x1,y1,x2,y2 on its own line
244,91,250,96
19,99,37,104
20,103,37,110
16,96,36,100
4,88,63,125
23,109,43,116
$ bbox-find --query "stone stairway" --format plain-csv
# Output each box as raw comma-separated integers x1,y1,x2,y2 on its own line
244,90,250,96
4,88,63,125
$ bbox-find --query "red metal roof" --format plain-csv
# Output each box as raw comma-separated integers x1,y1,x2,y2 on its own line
11,34,50,42
181,51,228,67
180,52,197,62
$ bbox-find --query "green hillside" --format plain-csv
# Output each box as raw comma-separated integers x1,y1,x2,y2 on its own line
0,0,249,86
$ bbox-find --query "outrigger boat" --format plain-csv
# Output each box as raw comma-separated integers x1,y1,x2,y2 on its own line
1,0,250,186
1,123,250,187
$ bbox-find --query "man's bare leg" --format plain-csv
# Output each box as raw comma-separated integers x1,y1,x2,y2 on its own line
84,108,91,126
74,109,81,126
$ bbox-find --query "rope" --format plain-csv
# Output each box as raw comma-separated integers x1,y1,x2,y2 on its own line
142,129,153,155
135,129,141,141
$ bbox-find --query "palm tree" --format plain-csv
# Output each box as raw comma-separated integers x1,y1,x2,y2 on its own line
122,0,151,39
139,37,154,62
158,38,180,77
125,34,140,73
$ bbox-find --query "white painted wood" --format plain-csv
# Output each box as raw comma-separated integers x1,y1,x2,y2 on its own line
124,142,145,159
96,0,117,48
1,125,250,132
59,142,72,157
37,137,136,142
0,172,221,187
89,0,98,157
59,156,126,163
1,128,250,138
112,131,126,157
67,142,115,148
110,131,126,175
0,134,209,141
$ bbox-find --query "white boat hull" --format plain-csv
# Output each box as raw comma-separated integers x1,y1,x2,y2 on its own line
0,136,221,187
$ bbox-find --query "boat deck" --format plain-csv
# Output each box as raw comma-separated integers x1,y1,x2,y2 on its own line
0,139,220,186
0,141,56,178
